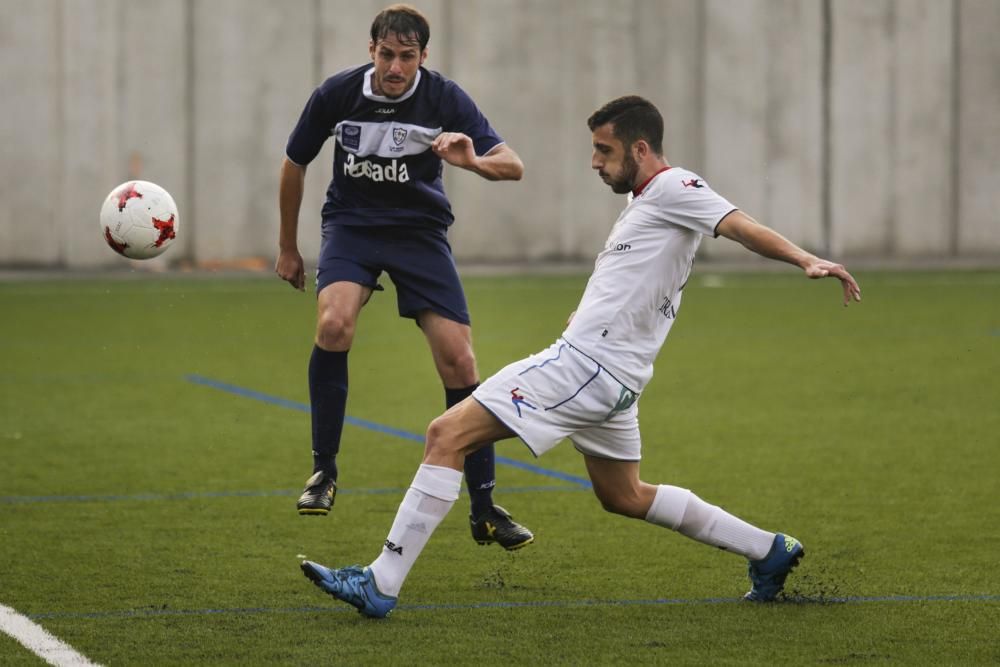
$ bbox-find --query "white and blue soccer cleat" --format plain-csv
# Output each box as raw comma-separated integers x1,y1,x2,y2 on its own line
744,533,805,602
301,561,397,618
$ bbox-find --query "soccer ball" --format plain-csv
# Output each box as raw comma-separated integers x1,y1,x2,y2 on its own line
99,180,179,259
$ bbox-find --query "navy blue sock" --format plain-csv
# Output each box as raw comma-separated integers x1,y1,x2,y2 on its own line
309,346,348,480
446,384,495,518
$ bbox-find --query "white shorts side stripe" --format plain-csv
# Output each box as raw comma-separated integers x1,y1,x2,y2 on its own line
544,366,600,411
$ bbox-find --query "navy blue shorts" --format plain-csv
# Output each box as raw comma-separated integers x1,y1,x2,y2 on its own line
316,223,470,325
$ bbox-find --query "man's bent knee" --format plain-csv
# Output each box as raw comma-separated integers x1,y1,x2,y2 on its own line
424,413,470,467
316,308,356,350
426,412,464,450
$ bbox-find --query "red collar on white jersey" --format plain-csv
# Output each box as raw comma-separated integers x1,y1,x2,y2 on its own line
632,166,672,197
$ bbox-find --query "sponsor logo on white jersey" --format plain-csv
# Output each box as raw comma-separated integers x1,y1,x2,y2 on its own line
343,152,410,183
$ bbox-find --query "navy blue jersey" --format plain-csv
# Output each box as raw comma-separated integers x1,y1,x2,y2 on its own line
286,65,504,228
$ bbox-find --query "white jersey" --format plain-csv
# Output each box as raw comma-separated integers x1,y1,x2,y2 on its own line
561,167,736,392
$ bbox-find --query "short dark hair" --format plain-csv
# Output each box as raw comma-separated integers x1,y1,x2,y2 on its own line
587,96,664,155
371,4,430,51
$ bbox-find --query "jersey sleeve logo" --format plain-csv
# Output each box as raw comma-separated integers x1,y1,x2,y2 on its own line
681,178,704,188
342,124,361,150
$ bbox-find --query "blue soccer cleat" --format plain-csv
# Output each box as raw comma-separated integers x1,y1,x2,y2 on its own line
744,533,805,602
301,561,397,619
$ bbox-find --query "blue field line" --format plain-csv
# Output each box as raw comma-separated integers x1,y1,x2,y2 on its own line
0,484,584,506
185,373,593,488
26,593,1000,621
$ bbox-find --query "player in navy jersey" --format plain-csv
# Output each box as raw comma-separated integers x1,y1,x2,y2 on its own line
299,96,862,618
275,4,533,550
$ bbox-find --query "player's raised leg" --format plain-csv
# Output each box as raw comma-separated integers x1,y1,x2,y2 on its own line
302,397,514,617
297,281,371,515
583,455,804,601
419,310,534,550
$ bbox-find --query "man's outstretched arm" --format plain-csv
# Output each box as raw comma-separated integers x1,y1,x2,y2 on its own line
716,210,862,306
431,134,524,181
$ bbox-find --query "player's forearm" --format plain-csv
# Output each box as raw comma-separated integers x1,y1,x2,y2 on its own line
743,225,816,268
719,212,816,270
278,158,306,251
471,145,524,181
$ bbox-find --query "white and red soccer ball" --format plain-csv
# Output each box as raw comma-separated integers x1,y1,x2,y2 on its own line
100,180,179,259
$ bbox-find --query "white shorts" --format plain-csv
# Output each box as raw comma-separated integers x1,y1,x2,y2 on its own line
473,339,642,461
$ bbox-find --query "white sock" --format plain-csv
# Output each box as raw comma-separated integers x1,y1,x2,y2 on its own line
644,484,775,561
368,464,463,597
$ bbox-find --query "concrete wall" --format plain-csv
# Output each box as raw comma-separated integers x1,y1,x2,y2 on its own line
1,0,998,268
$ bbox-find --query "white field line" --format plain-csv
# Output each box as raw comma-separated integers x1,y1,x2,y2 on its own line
0,603,101,667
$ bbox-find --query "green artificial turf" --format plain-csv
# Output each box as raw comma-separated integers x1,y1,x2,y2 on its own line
1,270,997,665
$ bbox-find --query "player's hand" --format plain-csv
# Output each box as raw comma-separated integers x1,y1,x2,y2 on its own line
804,259,861,306
431,132,477,170
275,249,306,291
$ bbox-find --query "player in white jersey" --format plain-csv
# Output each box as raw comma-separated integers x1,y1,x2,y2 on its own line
300,95,862,618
